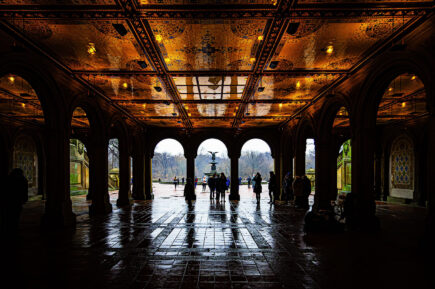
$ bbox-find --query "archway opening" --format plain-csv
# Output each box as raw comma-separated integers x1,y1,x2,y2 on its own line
108,138,119,194
376,73,428,205
305,138,315,194
195,138,229,198
333,107,352,197
1,74,44,200
239,138,273,199
152,138,185,198
69,107,90,206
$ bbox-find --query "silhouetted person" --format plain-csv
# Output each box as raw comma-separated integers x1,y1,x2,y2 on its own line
202,176,207,192
247,176,251,188
268,171,277,204
283,172,293,205
173,176,178,190
216,173,227,202
253,172,262,204
184,178,195,210
208,173,217,199
2,168,28,238
182,177,185,185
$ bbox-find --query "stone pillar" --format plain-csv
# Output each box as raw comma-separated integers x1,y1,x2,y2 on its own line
41,126,76,228
424,116,435,247
351,126,378,230
313,139,336,211
294,139,306,177
88,137,112,215
229,151,240,201
144,149,153,200
273,152,282,200
117,139,131,207
374,149,382,201
132,148,145,200
281,145,293,182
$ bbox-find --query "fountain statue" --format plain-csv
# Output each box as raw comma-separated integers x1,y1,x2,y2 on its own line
204,151,218,177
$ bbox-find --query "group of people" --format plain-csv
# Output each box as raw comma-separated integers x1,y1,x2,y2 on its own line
0,168,28,240
207,173,229,202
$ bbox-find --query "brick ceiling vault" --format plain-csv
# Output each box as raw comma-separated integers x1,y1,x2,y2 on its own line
0,0,433,131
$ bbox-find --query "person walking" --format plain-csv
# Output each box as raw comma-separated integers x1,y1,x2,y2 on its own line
208,173,217,200
202,176,207,192
173,176,178,190
253,172,262,204
268,171,277,204
247,176,251,189
283,172,294,205
194,177,198,188
184,178,195,210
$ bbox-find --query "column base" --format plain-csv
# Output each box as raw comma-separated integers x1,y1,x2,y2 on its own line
89,201,113,215
145,193,154,200
116,198,132,207
86,193,92,201
41,207,76,229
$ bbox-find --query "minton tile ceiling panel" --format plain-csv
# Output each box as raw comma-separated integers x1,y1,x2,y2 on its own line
253,75,339,100
120,102,178,117
71,107,90,128
191,119,233,128
269,18,411,70
0,75,44,125
91,75,171,101
149,19,267,71
239,118,283,128
9,20,150,71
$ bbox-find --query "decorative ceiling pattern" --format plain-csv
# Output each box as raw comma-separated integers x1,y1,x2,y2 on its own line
0,75,44,125
0,1,431,129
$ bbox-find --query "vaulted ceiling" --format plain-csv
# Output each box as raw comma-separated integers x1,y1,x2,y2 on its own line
0,0,432,129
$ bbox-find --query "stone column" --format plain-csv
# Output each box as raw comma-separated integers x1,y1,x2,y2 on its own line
374,149,382,201
132,147,145,200
424,115,435,251
144,149,153,200
41,126,76,228
273,151,282,200
314,139,335,211
229,150,240,201
294,139,306,177
351,126,378,230
88,137,112,215
117,139,131,207
185,149,196,200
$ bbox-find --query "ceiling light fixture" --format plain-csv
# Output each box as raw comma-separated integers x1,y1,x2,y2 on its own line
122,82,128,89
250,57,256,63
87,43,96,55
164,57,171,63
112,23,128,37
402,102,406,108
411,75,416,80
296,81,301,89
326,45,334,54
8,76,15,83
257,35,264,41
155,35,163,43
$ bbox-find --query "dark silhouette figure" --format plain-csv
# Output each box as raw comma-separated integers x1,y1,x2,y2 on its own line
173,176,178,190
208,173,217,199
216,173,227,202
247,176,251,188
184,178,195,210
1,168,28,239
182,177,185,185
293,176,304,209
302,175,311,209
283,172,293,205
268,171,277,204
253,172,262,204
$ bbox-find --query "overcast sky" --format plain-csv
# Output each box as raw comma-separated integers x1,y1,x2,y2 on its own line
154,138,315,156
154,138,272,156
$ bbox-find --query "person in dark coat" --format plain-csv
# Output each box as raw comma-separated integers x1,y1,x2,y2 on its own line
184,178,195,210
208,173,217,200
247,176,251,189
216,173,227,202
268,171,277,204
283,172,293,205
253,172,262,204
2,168,28,238
293,176,304,209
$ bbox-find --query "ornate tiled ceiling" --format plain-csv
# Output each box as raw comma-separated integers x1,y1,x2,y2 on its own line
0,1,431,129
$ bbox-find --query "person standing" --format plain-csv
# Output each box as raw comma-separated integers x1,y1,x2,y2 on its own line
283,172,293,205
173,176,178,190
302,175,311,209
194,177,198,188
247,176,251,189
184,178,195,210
2,168,28,238
202,176,207,192
253,172,262,204
182,177,185,185
268,171,277,204
293,176,304,209
208,173,217,200
216,173,227,202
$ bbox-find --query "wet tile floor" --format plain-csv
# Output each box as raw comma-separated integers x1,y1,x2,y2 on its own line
5,185,434,289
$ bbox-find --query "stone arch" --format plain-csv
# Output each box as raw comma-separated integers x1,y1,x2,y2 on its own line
389,134,415,199
317,93,352,139
0,53,66,129
236,131,276,158
190,132,232,159
150,135,186,158
69,96,106,136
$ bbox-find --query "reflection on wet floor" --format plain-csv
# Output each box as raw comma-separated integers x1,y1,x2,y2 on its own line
10,185,432,289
